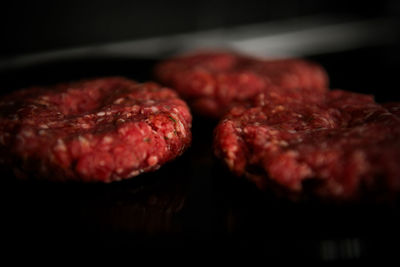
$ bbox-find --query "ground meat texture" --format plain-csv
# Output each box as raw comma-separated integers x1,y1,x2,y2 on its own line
214,90,400,200
0,77,192,182
383,102,400,118
154,51,329,118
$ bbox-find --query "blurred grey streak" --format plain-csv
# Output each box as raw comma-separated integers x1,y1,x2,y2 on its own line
0,16,398,71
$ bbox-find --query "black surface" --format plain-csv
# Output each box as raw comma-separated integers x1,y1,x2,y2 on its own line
1,45,400,259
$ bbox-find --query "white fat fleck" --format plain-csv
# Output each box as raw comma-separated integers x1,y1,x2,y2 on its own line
80,123,90,129
78,136,89,147
106,111,112,116
102,136,113,144
230,145,238,152
177,119,186,137
39,124,49,129
137,126,146,135
114,98,124,104
165,131,174,139
131,105,140,112
150,106,159,113
147,156,158,166
54,139,67,151
279,141,289,147
170,113,186,137
227,145,238,159
287,130,297,134
27,104,38,109
97,111,105,116
127,170,140,177
23,130,34,137
116,168,124,174
118,127,128,135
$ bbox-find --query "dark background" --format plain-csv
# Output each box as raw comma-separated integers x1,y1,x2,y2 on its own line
1,0,399,58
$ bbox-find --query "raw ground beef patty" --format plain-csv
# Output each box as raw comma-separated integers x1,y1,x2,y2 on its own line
0,77,192,182
214,90,400,200
154,51,329,118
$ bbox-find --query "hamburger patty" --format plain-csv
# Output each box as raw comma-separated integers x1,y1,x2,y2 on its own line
155,51,329,118
214,90,400,200
0,77,192,182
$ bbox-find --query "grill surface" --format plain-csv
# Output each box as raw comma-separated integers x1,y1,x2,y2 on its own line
1,44,399,259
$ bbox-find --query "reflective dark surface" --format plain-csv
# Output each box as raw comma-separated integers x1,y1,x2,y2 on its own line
1,45,399,260
2,0,396,57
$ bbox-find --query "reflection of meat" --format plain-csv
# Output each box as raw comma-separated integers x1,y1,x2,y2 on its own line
78,177,188,235
214,90,400,200
0,77,192,182
155,51,329,118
